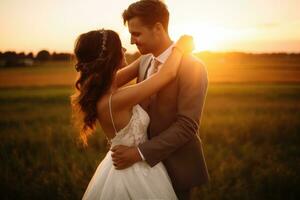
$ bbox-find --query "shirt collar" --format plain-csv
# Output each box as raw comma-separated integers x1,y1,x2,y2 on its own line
152,42,175,64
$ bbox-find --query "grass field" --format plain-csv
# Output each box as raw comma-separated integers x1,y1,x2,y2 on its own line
1,55,300,87
0,61,77,87
0,83,299,199
0,58,300,199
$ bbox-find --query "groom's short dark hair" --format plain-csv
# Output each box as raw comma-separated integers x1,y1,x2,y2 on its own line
122,0,169,31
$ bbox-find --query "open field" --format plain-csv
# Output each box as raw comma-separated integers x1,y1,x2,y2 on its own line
0,83,299,199
0,55,300,199
1,53,300,87
0,61,77,87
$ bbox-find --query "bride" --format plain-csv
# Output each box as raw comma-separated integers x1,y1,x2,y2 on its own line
71,29,193,200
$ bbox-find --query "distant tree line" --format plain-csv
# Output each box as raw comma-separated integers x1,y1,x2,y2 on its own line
195,51,300,64
0,50,72,67
1,50,300,68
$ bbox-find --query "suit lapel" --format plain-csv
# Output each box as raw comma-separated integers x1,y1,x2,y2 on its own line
142,59,152,81
137,56,152,83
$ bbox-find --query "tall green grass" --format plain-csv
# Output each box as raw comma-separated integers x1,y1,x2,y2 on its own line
0,84,299,199
195,84,300,200
0,86,107,199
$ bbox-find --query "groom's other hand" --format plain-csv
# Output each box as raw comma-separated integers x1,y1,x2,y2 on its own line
111,145,142,170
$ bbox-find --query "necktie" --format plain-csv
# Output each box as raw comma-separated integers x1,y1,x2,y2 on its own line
147,58,160,78
143,58,161,111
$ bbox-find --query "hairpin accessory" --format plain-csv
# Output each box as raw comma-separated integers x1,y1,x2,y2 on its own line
98,29,107,58
75,29,108,73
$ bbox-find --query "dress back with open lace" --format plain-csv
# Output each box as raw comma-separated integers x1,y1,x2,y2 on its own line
82,93,177,200
108,93,150,148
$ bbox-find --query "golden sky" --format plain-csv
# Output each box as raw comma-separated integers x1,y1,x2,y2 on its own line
1,0,300,54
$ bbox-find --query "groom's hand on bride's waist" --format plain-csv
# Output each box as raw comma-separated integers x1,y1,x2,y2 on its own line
111,145,142,170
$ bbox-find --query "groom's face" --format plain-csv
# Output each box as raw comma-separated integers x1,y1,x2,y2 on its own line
127,17,159,54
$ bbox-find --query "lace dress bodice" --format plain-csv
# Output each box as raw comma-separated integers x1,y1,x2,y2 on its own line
109,99,150,148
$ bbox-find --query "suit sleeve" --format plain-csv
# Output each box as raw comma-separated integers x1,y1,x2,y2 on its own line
138,59,209,167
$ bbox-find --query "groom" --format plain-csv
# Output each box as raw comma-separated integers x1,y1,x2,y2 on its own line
111,0,209,199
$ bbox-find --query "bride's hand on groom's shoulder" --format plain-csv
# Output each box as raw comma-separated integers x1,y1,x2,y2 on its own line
174,35,195,54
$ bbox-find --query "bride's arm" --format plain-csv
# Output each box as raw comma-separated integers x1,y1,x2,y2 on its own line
115,57,141,87
112,35,193,110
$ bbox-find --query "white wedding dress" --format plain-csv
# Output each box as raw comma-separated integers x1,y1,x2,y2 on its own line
82,95,178,200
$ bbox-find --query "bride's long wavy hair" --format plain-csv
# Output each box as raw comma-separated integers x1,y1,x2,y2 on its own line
71,29,123,146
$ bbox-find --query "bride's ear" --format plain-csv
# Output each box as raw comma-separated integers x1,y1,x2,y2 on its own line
118,56,127,70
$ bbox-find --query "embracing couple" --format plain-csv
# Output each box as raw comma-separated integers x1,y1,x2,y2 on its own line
72,0,209,199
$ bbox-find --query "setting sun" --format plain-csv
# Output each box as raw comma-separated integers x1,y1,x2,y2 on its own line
171,24,240,52
1,0,300,53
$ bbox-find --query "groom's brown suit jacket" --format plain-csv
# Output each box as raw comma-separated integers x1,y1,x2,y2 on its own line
137,53,210,191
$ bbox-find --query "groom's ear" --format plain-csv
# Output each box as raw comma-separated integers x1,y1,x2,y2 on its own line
153,22,164,34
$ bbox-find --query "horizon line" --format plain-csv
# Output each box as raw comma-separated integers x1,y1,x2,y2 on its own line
1,49,300,55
